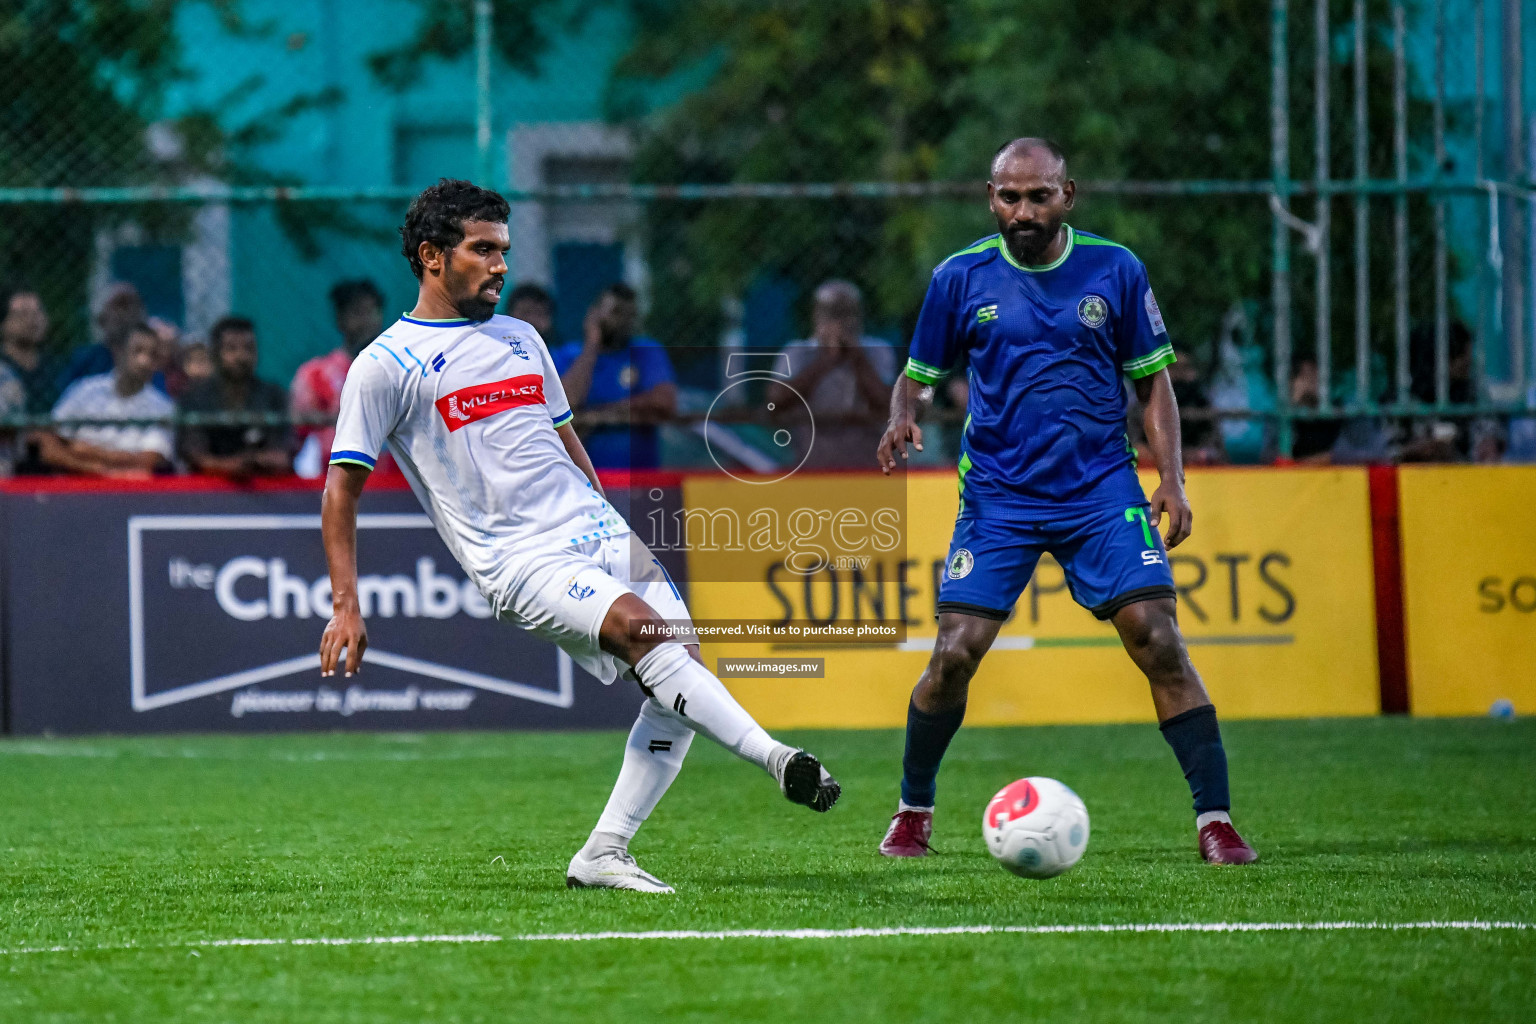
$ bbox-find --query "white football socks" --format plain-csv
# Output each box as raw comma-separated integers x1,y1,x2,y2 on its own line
1196,810,1232,828
633,643,794,778
589,699,696,845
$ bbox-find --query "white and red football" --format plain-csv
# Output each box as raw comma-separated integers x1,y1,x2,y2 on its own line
982,776,1090,879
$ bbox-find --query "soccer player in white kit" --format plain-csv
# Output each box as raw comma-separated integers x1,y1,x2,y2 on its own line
318,180,841,893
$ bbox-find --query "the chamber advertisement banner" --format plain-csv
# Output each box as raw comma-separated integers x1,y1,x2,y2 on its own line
2,490,658,734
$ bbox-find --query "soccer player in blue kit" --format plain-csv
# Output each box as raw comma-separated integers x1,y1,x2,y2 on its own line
875,139,1257,865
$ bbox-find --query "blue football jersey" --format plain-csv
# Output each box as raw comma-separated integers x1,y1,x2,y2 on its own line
550,336,676,469
905,226,1175,519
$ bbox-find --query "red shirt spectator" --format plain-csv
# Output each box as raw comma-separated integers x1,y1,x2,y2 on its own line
291,347,352,464
291,279,397,477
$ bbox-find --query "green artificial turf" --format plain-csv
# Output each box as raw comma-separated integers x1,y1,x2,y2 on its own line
0,717,1532,1022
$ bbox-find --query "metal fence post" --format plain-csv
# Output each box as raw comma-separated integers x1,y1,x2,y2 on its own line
1315,0,1332,412
475,0,494,187
1474,0,1488,402
1274,0,1294,455
1393,4,1410,406
1504,0,1527,397
1433,0,1449,408
1353,0,1370,408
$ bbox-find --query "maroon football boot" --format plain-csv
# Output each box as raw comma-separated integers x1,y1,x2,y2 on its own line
879,809,934,857
1198,820,1259,864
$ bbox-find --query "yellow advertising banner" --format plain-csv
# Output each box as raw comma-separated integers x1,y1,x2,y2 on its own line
681,468,1380,728
1399,466,1536,716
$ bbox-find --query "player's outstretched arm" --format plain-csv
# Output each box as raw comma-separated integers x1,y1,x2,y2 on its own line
320,463,371,677
556,422,606,497
876,373,931,474
1134,369,1193,548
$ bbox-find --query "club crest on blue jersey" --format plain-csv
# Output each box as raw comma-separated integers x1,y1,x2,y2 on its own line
976,303,999,324
948,548,975,579
1143,288,1167,335
1077,294,1109,329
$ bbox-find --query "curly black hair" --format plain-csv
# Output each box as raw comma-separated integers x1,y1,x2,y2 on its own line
399,179,511,280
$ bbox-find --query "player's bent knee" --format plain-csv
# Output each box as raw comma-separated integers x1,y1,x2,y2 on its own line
1143,635,1188,680
599,592,668,664
930,632,984,687
1116,602,1187,676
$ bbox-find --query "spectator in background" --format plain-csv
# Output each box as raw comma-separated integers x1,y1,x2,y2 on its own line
1287,357,1391,464
507,283,558,347
1166,353,1225,465
554,283,677,470
1506,382,1536,463
767,280,896,469
180,339,214,392
1402,321,1500,463
291,279,384,473
39,321,173,476
1,287,53,413
0,360,24,476
179,316,291,479
1287,359,1340,463
55,283,147,396
147,317,191,399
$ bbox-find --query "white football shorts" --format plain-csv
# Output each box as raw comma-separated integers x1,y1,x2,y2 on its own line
493,533,694,685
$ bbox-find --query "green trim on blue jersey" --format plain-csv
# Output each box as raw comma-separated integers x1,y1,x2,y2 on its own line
1076,234,1132,253
939,227,1078,274
957,450,973,495
938,236,1005,267
1123,342,1177,379
998,225,1076,273
904,357,946,384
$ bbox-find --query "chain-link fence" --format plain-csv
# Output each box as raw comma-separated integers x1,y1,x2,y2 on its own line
1,0,1533,477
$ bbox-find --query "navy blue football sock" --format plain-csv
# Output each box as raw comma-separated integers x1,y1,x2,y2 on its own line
899,698,967,808
1158,704,1231,814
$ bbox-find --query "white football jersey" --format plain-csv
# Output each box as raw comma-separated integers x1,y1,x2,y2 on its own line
330,313,629,600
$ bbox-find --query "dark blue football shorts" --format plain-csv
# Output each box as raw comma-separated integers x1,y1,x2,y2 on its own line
936,504,1177,621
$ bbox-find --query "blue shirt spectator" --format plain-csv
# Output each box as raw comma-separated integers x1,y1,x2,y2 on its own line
552,283,677,470
0,287,55,414
56,283,143,397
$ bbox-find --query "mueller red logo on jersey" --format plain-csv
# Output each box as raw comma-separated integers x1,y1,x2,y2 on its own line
434,375,545,431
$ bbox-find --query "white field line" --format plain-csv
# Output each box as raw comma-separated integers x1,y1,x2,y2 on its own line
0,745,499,762
0,921,1527,957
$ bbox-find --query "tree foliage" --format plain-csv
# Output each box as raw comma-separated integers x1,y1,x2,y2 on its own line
368,0,576,89
611,0,1440,371
0,0,363,350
